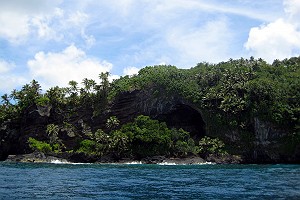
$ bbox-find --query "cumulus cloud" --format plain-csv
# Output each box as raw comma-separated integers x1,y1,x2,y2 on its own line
0,60,27,92
284,0,300,20
245,0,300,62
0,0,94,47
0,12,30,43
0,60,14,73
123,66,140,76
27,45,113,89
166,18,233,66
0,0,62,43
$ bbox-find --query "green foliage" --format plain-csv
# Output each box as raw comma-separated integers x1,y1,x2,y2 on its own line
106,116,120,130
198,136,227,157
52,143,65,153
77,139,97,154
2,56,300,160
110,130,129,157
109,65,200,102
46,124,60,145
35,96,50,106
28,137,52,153
62,122,76,137
173,138,199,157
119,115,172,157
116,115,201,158
93,129,110,143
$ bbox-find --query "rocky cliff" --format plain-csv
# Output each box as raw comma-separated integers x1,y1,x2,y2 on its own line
1,89,299,163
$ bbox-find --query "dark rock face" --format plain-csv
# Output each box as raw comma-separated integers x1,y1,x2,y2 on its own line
1,89,299,164
5,151,68,163
107,90,206,138
156,104,206,139
0,119,21,160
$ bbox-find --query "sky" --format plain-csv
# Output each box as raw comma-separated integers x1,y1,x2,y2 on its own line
0,0,300,94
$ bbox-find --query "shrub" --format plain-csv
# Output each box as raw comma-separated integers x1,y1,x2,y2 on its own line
35,96,50,106
77,139,97,155
198,136,227,157
28,137,52,153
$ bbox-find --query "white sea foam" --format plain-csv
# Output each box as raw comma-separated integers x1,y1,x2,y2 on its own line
196,162,215,165
124,161,143,165
158,162,178,165
50,159,70,164
49,160,91,165
158,161,215,165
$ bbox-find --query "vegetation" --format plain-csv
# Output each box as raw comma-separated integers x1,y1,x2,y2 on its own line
1,56,300,162
73,115,202,158
198,136,227,157
28,137,52,153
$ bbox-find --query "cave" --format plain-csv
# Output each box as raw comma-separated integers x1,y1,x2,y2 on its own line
156,104,206,139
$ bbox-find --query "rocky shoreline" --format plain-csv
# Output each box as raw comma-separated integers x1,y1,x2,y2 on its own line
4,151,244,165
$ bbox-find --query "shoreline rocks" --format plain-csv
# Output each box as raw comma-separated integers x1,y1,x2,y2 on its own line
5,152,68,163
4,152,243,165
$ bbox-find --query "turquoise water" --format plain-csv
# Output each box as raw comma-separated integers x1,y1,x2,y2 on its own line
0,162,299,199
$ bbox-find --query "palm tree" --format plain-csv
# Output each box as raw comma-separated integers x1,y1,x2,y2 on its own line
111,130,129,157
46,124,60,145
99,72,110,91
106,116,120,131
68,80,78,95
82,78,91,93
1,94,10,106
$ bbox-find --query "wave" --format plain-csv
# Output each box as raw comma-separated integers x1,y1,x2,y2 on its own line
158,161,215,165
158,162,177,165
50,159,70,164
123,161,143,164
49,159,91,165
48,159,215,165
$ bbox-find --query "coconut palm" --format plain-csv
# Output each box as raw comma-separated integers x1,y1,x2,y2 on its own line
46,124,60,145
106,116,120,131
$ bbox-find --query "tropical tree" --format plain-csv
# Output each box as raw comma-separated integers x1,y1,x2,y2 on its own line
110,130,129,157
106,116,120,131
198,136,226,157
46,124,60,145
1,94,10,106
99,72,110,92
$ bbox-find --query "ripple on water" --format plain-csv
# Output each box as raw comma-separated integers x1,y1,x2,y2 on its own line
0,163,300,199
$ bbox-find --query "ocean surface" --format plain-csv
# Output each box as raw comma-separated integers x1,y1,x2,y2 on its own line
0,162,299,199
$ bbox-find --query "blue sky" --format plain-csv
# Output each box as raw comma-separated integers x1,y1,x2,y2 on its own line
0,0,300,94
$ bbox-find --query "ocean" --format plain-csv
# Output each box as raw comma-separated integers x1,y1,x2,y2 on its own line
0,162,299,199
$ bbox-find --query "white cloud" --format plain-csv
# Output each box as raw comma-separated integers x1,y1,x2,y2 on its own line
284,0,300,19
0,60,28,92
27,45,113,89
166,18,233,66
123,66,140,76
245,19,300,62
0,12,30,43
0,0,62,43
89,1,238,67
66,11,89,26
245,0,300,62
109,74,120,82
0,0,94,47
0,60,14,73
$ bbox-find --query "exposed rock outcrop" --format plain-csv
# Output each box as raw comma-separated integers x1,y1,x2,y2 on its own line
5,152,68,163
106,90,206,138
1,89,299,164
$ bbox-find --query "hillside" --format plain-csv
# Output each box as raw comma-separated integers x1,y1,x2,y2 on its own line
1,57,299,163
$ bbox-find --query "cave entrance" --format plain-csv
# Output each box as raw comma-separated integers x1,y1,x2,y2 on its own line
157,104,206,140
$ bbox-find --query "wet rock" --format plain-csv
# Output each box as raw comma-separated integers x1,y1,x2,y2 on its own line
206,154,243,164
5,152,68,163
142,156,166,164
163,156,206,165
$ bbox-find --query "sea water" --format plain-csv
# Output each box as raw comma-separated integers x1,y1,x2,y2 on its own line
0,162,299,199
